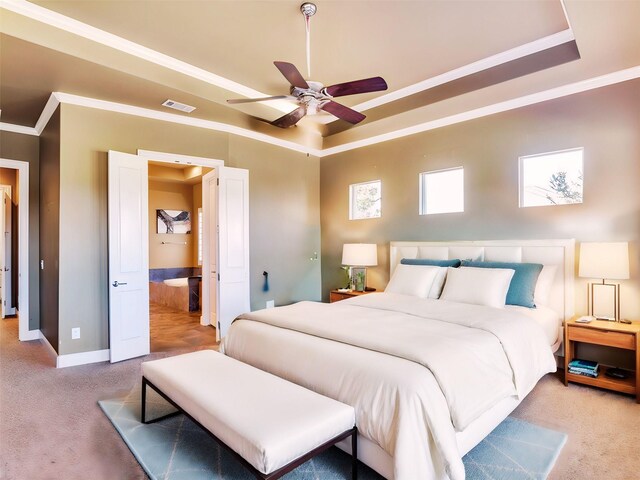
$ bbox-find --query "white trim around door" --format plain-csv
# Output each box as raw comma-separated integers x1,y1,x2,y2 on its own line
0,159,33,341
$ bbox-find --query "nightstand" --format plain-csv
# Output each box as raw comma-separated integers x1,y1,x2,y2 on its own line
329,289,374,303
564,317,640,403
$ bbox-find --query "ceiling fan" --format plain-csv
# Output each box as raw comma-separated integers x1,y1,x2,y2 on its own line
227,3,388,128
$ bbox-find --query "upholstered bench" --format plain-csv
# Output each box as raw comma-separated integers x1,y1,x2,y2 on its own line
141,350,358,479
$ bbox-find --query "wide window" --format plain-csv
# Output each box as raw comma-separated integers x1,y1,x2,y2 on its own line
349,180,381,220
519,148,583,207
419,167,464,215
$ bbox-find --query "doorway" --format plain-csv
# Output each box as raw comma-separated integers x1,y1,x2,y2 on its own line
107,150,249,363
146,159,216,352
0,159,30,341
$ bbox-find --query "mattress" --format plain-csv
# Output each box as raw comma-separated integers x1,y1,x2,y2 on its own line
222,293,556,480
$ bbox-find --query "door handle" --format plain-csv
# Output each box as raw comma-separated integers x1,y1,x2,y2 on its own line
112,281,128,287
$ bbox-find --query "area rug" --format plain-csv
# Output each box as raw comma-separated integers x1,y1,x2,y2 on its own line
99,387,567,480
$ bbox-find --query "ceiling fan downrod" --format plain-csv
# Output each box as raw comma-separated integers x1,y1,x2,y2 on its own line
300,3,316,78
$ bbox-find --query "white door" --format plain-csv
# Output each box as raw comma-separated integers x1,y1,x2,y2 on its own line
3,190,12,316
108,151,150,362
201,170,218,328
217,167,250,338
0,191,4,319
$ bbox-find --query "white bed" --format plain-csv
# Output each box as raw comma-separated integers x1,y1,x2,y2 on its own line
222,239,575,480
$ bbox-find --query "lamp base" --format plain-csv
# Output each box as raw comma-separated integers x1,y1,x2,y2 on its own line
588,281,620,321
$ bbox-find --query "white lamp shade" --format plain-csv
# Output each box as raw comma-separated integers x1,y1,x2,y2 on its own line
579,242,629,280
342,243,378,266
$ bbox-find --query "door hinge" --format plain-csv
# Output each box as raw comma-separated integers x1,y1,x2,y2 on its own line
218,273,220,281
217,178,219,186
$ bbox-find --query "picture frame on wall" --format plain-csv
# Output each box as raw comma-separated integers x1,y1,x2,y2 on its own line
157,209,191,234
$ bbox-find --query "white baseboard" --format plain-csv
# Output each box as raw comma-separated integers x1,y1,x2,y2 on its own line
56,348,110,368
38,331,110,368
19,328,41,342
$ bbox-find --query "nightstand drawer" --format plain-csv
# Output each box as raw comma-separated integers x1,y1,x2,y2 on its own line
569,326,636,350
330,292,352,302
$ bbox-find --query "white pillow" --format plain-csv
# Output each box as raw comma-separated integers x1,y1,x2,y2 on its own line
428,267,448,299
534,265,557,306
385,264,440,298
440,266,515,308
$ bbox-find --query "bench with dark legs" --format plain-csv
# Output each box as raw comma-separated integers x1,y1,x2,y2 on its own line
141,350,358,480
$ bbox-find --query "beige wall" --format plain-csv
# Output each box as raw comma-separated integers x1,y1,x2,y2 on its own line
57,104,320,355
0,130,41,332
320,79,640,320
149,179,195,269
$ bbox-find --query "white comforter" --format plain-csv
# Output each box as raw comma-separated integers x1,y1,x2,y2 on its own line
222,293,556,480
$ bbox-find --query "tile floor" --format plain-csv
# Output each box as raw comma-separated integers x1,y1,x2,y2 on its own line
149,302,219,353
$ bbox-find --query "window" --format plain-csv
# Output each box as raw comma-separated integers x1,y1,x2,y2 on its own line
197,207,203,265
349,180,381,220
519,148,583,207
419,167,464,215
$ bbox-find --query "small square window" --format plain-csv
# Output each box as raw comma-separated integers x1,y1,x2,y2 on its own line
519,148,583,207
349,180,381,220
419,167,464,215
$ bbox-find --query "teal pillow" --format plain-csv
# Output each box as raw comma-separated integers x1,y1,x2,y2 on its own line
460,261,543,308
401,258,462,268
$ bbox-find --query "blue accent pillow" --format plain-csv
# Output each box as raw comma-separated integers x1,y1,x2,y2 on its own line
401,258,462,268
460,260,543,308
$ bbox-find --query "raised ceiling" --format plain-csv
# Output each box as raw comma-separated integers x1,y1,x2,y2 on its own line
1,0,639,154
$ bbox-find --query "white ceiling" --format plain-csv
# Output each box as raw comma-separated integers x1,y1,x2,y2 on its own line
1,0,639,154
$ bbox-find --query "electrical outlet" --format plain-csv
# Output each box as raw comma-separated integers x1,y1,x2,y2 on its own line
266,300,275,309
71,327,80,340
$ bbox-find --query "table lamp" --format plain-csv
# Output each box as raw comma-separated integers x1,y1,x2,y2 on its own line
578,242,629,321
342,243,377,292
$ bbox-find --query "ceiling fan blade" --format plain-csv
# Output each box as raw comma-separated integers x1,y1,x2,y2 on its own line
227,95,292,104
320,101,366,124
271,106,307,128
274,61,309,89
325,77,388,98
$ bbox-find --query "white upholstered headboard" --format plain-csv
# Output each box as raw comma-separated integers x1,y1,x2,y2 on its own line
390,239,575,320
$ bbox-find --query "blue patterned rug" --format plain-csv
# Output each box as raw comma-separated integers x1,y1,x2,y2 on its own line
99,387,566,480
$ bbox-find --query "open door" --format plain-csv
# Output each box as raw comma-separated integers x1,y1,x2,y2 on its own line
201,166,250,340
217,166,250,338
108,151,150,362
202,170,218,329
0,190,4,318
1,188,12,318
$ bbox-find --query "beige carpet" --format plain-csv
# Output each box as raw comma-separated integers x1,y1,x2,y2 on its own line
1,317,638,480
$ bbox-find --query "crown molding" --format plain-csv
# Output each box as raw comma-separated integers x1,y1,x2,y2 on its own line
34,93,61,135
0,0,293,114
2,0,577,119
54,92,323,157
0,122,38,136
1,66,638,157
351,28,575,114
321,65,640,157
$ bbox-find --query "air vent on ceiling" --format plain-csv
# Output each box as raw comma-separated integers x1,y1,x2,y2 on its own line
162,99,196,113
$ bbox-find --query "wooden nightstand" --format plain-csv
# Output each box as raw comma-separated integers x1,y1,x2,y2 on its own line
329,289,374,303
564,316,640,403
